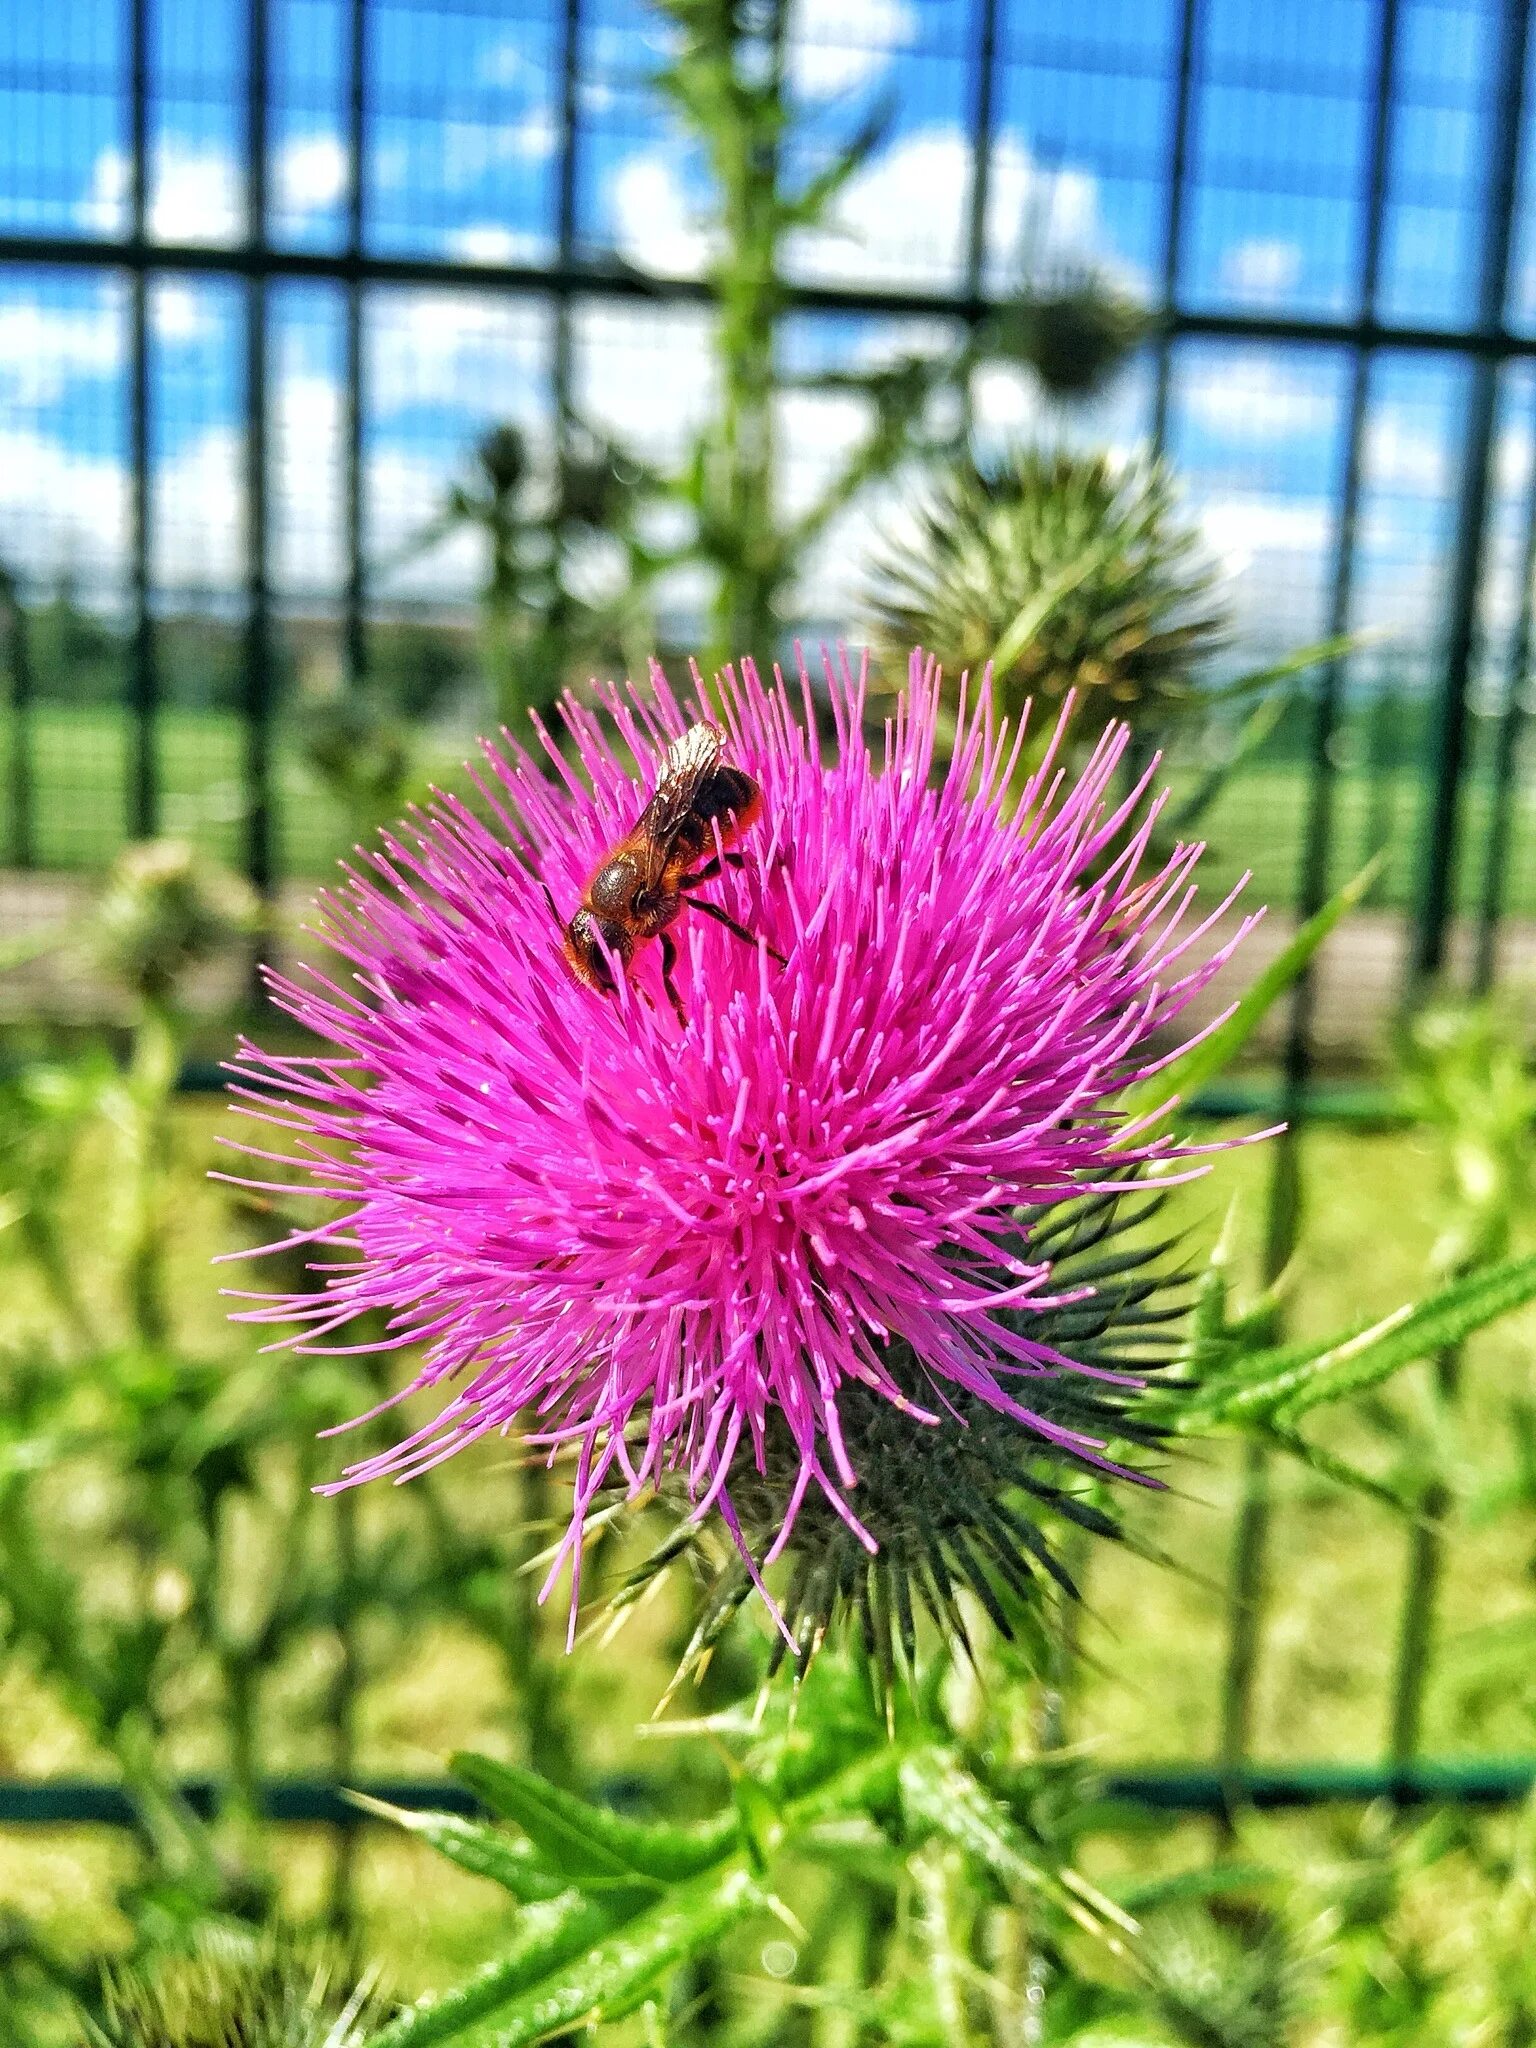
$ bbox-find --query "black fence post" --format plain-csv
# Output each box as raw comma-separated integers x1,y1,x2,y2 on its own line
1150,0,1199,454
1277,0,1400,1125
127,0,156,842
1473,375,1536,991
3,573,34,869
551,0,581,523
963,0,999,311
343,0,367,697
1411,0,1530,984
243,0,274,896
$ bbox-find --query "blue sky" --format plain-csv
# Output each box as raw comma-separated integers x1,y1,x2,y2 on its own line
0,0,1532,677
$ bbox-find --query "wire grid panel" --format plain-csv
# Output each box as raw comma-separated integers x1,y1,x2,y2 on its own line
366,0,560,261
365,282,553,611
145,273,247,871
0,5,125,239
1185,0,1381,319
150,0,249,248
269,0,351,253
0,267,130,871
994,0,1181,294
782,0,975,293
0,0,1524,992
1379,0,1507,328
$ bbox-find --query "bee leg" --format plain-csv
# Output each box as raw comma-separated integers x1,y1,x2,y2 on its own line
679,852,746,888
658,930,688,1027
687,896,787,968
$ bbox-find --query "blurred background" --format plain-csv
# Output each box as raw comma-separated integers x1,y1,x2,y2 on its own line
3,1,1536,2042
3,0,1536,1017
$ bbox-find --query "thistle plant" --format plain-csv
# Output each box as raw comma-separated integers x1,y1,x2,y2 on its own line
411,420,660,727
866,444,1229,744
86,1927,392,2047
229,651,1258,1668
985,263,1152,402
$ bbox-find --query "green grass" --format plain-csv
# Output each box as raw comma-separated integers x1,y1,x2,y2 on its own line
1,1106,1533,2034
6,704,1536,924
1,706,472,878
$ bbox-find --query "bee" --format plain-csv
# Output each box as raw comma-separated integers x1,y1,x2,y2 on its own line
553,722,784,1025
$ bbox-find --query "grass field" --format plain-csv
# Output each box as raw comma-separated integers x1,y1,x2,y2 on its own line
4,703,1535,925
0,1106,1533,2033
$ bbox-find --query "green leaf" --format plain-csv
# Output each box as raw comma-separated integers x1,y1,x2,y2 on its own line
1167,1248,1536,1430
450,1752,739,1885
780,99,892,228
366,1892,630,2048
1163,685,1296,836
1118,852,1385,1127
1193,630,1366,707
400,1866,763,2048
343,1793,567,1904
990,535,1114,677
897,1750,1134,1947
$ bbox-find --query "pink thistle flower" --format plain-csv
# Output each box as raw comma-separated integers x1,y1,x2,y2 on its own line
221,652,1258,1648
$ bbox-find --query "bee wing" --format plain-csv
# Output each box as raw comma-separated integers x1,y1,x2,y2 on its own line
635,722,723,849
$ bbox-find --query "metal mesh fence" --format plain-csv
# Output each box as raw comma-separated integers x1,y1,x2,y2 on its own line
0,0,1533,997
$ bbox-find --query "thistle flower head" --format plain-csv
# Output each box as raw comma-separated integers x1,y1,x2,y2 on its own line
90,1927,390,2047
224,652,1256,1649
94,838,260,1008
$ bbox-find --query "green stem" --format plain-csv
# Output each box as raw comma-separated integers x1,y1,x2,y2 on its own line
123,997,179,1351
1386,1344,1462,1772
1216,1125,1300,1831
1218,1438,1272,1813
512,1457,574,1786
328,1484,364,1932
915,1847,974,2048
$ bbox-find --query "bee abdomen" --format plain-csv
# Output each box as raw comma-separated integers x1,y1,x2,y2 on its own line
694,767,763,846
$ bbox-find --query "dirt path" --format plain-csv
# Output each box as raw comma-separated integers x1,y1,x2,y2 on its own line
0,867,1525,1059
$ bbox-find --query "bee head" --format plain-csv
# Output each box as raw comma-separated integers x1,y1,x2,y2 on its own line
562,908,633,997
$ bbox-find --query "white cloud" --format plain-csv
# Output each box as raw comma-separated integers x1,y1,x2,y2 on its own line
0,427,128,581
368,289,548,416
1182,355,1334,441
1365,409,1452,493
789,127,1102,291
446,223,544,266
153,424,244,587
81,140,244,245
609,154,715,278
776,388,872,523
151,280,213,344
275,133,349,216
787,0,917,99
478,38,530,86
608,125,1107,294
81,135,350,244
0,293,122,404
1221,237,1303,303
442,106,559,187
1202,494,1332,567
574,301,718,462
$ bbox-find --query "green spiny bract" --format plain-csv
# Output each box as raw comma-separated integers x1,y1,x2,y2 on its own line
86,1927,392,2048
989,267,1152,399
866,444,1228,741
615,1188,1189,1695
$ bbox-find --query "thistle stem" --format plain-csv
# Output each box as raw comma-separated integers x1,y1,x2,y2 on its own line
915,1847,975,2048
1216,1123,1300,1831
1386,1344,1462,1774
1218,1438,1272,1817
512,1456,574,1785
328,1483,363,1932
